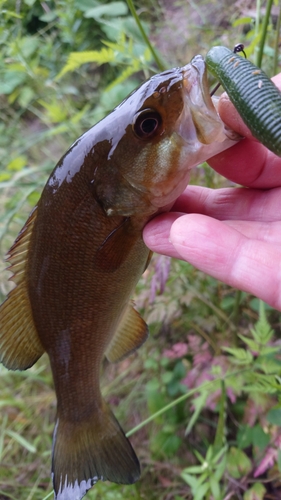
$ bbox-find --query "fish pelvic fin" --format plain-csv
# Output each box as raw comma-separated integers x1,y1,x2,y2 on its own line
0,207,45,370
105,301,148,363
52,401,140,500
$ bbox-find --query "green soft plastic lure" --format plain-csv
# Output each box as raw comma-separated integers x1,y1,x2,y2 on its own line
206,46,281,157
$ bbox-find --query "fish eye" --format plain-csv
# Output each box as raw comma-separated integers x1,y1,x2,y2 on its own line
133,109,162,139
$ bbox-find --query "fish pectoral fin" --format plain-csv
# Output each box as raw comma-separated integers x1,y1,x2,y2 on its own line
105,301,148,363
52,401,140,499
144,250,153,273
0,207,45,370
95,218,138,272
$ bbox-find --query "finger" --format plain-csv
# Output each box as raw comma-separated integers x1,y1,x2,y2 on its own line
208,74,281,188
144,208,281,249
208,134,281,189
224,219,281,245
172,185,281,222
143,212,183,258
169,214,281,310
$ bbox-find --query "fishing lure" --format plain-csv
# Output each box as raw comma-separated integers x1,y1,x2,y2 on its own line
209,44,247,96
206,45,281,157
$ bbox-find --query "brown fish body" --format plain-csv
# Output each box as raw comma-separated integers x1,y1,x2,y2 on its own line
29,165,150,419
0,56,239,499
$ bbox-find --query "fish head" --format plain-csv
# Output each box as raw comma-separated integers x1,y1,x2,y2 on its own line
91,56,238,217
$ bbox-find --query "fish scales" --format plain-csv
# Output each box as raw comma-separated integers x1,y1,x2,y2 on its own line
0,55,239,500
30,186,149,418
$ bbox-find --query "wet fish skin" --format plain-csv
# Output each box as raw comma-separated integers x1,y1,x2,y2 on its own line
0,56,238,500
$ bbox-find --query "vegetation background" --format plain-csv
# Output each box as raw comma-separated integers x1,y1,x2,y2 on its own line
0,0,281,499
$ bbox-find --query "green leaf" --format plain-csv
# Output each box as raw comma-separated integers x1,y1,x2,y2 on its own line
193,449,206,465
185,390,208,436
1,9,22,19
233,16,253,27
0,172,11,182
252,425,270,450
19,36,39,58
237,425,253,449
56,48,115,79
6,430,36,453
194,482,210,500
259,346,280,357
182,465,206,474
250,301,274,345
210,475,221,499
161,371,173,385
181,472,200,489
70,104,90,125
266,408,281,425
152,428,181,457
226,447,252,478
214,381,226,452
173,360,186,379
206,445,213,462
277,449,281,471
213,445,228,465
244,32,262,58
39,11,58,22
84,2,128,20
146,378,160,392
38,100,68,123
243,482,266,500
7,156,27,172
214,454,227,482
74,0,99,11
1,71,26,94
243,374,279,394
222,347,253,364
18,86,35,108
0,399,24,409
238,334,259,353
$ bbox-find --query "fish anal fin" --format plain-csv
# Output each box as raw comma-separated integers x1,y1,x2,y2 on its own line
0,207,45,370
53,402,140,500
105,301,148,363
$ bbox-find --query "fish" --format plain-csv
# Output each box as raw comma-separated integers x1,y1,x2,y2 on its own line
0,55,238,500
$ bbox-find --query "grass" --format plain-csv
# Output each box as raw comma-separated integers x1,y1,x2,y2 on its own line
1,0,281,499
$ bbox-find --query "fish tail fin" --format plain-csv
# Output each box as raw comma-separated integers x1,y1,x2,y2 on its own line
52,400,140,499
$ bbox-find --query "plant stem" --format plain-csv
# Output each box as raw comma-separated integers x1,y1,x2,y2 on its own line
257,0,274,68
232,289,242,329
189,321,220,355
273,3,281,75
42,491,53,500
213,380,226,453
126,368,248,437
255,0,261,66
126,0,165,71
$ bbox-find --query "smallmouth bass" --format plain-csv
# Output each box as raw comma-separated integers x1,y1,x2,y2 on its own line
0,55,237,500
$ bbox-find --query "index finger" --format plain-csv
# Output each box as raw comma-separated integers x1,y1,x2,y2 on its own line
208,74,281,188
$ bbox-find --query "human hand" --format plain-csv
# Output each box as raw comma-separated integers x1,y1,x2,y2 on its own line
143,74,281,310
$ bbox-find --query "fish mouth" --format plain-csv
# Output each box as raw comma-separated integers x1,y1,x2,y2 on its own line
177,55,229,145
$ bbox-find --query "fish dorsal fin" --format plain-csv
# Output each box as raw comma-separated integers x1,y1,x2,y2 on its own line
105,301,148,363
0,208,45,370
